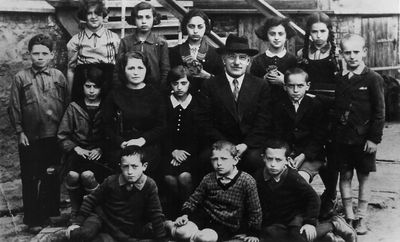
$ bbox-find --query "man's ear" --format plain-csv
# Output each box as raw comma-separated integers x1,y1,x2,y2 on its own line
142,162,148,171
305,81,311,91
50,51,55,59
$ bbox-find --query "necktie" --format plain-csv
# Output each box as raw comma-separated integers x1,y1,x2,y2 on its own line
293,101,299,112
233,79,239,102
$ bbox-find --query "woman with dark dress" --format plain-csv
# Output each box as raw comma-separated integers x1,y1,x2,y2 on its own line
103,51,166,179
169,9,224,94
163,65,199,218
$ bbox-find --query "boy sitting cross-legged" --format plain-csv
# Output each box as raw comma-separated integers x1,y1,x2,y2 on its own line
66,145,167,241
166,140,262,242
256,139,356,242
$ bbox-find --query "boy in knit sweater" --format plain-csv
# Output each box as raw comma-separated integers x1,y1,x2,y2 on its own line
256,139,356,242
167,140,262,242
66,146,167,241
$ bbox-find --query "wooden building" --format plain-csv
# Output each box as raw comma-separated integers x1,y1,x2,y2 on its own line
194,0,400,78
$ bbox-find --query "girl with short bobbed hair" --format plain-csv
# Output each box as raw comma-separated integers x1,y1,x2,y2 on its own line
169,8,224,94
116,1,169,89
128,1,161,26
250,16,297,100
163,65,200,218
68,0,120,101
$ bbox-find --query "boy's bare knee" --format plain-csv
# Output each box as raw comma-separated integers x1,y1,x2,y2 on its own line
340,170,353,181
178,172,192,183
66,171,80,189
192,228,218,242
173,221,199,240
81,170,98,191
165,175,178,186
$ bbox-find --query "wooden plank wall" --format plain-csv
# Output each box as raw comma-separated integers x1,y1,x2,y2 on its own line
212,13,399,78
335,15,400,77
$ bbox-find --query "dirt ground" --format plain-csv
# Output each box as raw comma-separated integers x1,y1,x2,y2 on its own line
0,122,400,241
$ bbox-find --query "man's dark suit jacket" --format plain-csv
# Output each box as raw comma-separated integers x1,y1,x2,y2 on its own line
271,94,328,160
197,73,271,148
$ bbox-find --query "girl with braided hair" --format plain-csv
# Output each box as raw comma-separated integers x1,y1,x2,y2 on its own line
297,12,340,92
297,12,342,221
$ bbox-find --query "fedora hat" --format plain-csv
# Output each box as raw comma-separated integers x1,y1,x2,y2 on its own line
216,34,258,56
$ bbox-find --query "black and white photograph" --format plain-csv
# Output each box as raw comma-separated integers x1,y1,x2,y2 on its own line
0,0,399,241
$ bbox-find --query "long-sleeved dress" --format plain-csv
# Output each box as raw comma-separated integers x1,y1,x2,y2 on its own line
103,84,167,175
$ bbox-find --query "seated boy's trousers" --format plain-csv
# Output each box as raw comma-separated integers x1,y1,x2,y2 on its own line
18,137,61,226
260,223,333,242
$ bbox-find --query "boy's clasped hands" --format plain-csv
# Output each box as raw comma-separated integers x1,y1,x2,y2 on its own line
74,146,102,160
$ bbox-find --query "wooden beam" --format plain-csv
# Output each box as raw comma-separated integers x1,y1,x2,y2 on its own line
245,0,306,36
0,0,55,13
371,65,400,71
157,0,225,47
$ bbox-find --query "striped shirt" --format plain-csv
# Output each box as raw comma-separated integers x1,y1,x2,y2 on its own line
67,27,120,69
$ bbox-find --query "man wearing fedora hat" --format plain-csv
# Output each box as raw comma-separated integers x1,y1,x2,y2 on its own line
197,34,272,175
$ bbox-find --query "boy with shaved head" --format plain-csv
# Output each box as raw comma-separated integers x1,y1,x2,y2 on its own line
334,34,385,235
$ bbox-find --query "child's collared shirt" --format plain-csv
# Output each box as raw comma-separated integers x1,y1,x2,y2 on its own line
170,94,192,109
182,171,262,236
265,48,287,58
118,173,147,191
308,43,331,60
342,61,366,79
8,67,69,141
216,167,239,184
67,27,120,69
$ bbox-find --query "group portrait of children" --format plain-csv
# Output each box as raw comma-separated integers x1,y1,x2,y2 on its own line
7,0,386,242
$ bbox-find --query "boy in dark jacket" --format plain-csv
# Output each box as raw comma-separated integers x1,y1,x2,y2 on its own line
271,67,327,183
57,64,112,221
334,34,385,234
66,146,167,241
256,139,356,242
8,34,69,233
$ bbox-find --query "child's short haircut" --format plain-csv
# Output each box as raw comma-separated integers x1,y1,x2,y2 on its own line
129,1,161,26
263,139,291,157
284,67,309,84
212,140,238,158
120,145,146,163
167,65,188,84
77,0,109,21
255,16,296,41
340,33,366,49
181,8,211,35
28,34,53,52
